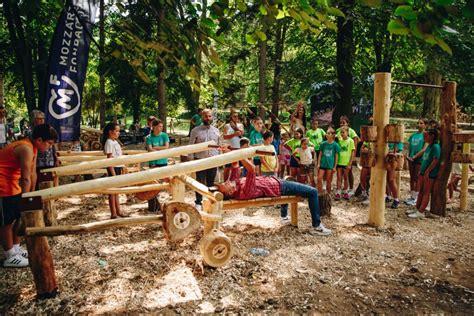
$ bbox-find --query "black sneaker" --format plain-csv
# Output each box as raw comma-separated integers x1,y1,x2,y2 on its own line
391,200,400,209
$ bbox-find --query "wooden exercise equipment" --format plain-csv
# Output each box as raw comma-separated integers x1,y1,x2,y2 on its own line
360,125,378,142
452,131,474,211
360,149,376,168
385,123,405,143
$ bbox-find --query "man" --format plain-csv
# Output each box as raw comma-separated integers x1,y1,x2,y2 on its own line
0,124,58,267
0,106,7,149
223,109,244,180
216,157,332,236
189,109,221,210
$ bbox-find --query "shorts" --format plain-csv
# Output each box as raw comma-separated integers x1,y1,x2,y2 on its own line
150,163,167,168
319,167,333,171
253,158,261,166
290,156,299,168
107,167,123,177
0,194,21,226
420,172,437,180
336,165,348,169
300,164,314,174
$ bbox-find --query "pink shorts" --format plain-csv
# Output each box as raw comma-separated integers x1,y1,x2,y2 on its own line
279,154,291,166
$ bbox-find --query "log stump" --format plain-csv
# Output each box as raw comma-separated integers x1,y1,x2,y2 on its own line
319,192,332,217
162,201,201,241
360,150,376,168
199,229,233,268
360,125,378,142
385,123,405,143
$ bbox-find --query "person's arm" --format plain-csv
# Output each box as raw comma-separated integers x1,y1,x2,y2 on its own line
292,149,301,164
240,156,256,174
188,129,197,159
333,153,338,171
410,143,429,161
152,141,169,151
15,145,34,193
223,125,242,140
347,149,355,169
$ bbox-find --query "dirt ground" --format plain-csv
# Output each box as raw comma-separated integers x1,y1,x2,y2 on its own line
1,169,473,314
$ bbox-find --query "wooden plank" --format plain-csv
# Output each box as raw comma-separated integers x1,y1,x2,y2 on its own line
26,215,163,237
94,183,171,195
222,196,302,210
453,132,474,144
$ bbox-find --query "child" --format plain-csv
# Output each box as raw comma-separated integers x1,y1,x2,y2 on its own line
249,117,264,175
102,122,127,219
294,138,315,186
146,119,169,213
284,128,304,177
386,142,403,208
405,119,428,206
335,126,355,200
239,137,250,177
317,126,340,194
407,128,441,218
261,131,278,176
306,119,326,158
278,132,291,178
336,116,359,196
447,162,462,203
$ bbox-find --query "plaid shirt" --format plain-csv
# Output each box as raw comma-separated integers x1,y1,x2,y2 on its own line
228,167,281,200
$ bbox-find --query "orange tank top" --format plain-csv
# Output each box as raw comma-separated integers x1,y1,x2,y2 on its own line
0,139,37,197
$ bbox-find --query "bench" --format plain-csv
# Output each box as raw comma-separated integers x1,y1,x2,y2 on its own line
222,195,303,226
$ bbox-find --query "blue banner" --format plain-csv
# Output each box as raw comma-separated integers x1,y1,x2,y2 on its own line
44,0,98,142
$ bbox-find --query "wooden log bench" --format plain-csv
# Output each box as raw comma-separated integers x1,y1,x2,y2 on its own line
222,196,303,226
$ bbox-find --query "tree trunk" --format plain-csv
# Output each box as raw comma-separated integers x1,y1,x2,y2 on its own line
132,81,141,124
272,21,287,116
4,0,37,113
258,18,268,118
99,0,106,128
332,0,355,125
0,72,4,106
157,4,167,131
422,61,442,120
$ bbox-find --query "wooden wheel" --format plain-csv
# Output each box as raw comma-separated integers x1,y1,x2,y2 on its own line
91,141,102,150
199,229,233,268
162,201,201,241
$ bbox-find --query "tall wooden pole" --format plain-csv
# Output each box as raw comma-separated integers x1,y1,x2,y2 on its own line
431,81,457,216
459,143,469,210
368,73,391,227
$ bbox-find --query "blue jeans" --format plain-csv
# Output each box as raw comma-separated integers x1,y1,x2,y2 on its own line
280,180,321,227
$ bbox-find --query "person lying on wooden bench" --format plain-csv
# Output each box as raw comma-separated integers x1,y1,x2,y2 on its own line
216,155,332,236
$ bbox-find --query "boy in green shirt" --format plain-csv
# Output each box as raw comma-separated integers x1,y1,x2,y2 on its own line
306,119,326,153
336,126,355,200
249,117,264,175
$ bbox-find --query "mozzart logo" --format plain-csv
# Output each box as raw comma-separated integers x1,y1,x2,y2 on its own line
48,74,81,120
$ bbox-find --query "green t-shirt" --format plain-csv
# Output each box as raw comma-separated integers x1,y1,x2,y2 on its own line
420,143,441,178
285,138,301,157
337,137,355,166
336,127,358,140
146,132,170,165
388,142,404,152
250,130,263,161
408,132,425,163
319,141,340,169
306,128,326,150
191,114,202,127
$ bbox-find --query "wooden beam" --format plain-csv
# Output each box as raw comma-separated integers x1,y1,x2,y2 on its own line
176,175,224,203
431,81,457,216
368,73,391,228
453,132,474,144
24,146,265,201
93,183,171,195
45,141,216,176
58,149,147,156
26,215,163,237
58,156,107,162
460,143,470,211
222,196,302,210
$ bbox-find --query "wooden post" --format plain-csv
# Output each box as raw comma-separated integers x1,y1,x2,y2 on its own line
21,210,58,299
368,73,391,227
203,192,224,234
290,202,298,226
171,178,185,202
431,81,457,216
460,143,470,210
39,182,57,226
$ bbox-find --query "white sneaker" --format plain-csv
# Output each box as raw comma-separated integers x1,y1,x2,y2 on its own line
362,199,370,205
4,254,29,268
195,204,202,212
406,199,416,206
280,216,290,225
405,208,417,215
15,245,28,258
408,210,424,219
309,224,332,236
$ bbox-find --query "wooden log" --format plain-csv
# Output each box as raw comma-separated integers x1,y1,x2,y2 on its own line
95,183,171,195
222,196,303,210
199,229,233,268
46,141,216,176
24,146,265,201
90,141,102,150
58,156,107,162
176,175,224,203
368,73,391,228
58,149,147,156
460,143,470,211
290,202,298,226
26,215,163,237
385,123,405,143
453,132,474,144
451,152,474,164
162,201,202,241
319,192,332,217
431,82,457,216
38,182,57,226
360,150,376,168
203,192,224,234
21,210,58,299
360,125,378,142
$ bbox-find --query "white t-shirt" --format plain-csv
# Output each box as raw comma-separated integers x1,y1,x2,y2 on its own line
225,122,244,149
104,139,123,167
0,123,6,144
295,147,314,165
